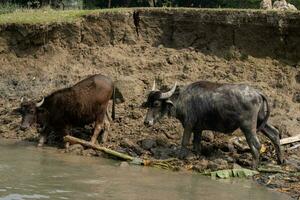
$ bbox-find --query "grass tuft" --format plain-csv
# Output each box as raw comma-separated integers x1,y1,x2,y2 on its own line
0,8,95,24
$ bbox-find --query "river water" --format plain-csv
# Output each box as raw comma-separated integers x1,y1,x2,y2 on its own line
0,139,291,200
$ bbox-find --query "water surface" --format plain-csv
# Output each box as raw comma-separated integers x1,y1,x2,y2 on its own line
0,139,291,200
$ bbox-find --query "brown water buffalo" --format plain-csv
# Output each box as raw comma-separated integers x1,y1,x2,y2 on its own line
142,80,283,168
18,74,124,147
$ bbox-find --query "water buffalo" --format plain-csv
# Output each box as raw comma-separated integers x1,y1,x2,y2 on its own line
142,80,283,168
18,74,124,147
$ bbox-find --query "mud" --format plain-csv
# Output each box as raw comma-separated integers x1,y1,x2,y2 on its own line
0,8,299,198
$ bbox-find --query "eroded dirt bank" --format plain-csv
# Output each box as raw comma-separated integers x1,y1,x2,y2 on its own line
0,8,299,198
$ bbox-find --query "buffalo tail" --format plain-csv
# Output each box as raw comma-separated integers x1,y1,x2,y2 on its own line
257,93,270,132
112,85,116,120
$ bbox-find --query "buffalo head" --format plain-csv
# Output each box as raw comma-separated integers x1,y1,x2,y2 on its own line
142,81,177,126
18,98,45,130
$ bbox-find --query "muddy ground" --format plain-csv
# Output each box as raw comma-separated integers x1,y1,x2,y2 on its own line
0,9,299,199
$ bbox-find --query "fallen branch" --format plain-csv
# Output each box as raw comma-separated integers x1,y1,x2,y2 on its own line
280,134,300,145
64,135,176,169
64,135,135,161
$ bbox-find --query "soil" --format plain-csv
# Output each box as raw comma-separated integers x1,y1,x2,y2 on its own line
0,8,299,199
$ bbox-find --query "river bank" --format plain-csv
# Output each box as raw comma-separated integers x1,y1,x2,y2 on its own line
0,8,299,198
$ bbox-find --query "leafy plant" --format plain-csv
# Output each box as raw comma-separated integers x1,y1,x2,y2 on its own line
201,168,259,179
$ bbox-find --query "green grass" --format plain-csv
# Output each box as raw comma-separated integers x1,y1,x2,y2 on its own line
0,3,20,15
0,7,298,25
0,7,136,24
0,9,96,24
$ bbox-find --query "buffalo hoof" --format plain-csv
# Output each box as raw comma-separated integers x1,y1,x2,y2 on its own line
193,146,201,156
178,148,189,160
37,143,44,147
251,160,259,170
278,158,285,165
65,142,70,149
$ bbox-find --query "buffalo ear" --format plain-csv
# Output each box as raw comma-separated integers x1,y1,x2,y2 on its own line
114,87,125,104
11,107,22,115
165,99,174,107
165,100,174,117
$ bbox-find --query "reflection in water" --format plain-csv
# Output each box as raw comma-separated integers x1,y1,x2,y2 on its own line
0,139,291,200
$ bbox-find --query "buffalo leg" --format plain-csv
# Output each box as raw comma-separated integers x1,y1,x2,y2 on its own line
38,133,47,147
63,128,70,149
65,133,70,149
100,115,110,143
193,131,202,155
91,110,106,144
37,127,50,147
91,122,103,145
241,120,261,169
179,128,192,159
260,123,283,164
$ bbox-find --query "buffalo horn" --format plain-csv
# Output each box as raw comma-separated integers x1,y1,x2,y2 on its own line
36,98,44,107
160,82,177,99
151,80,156,91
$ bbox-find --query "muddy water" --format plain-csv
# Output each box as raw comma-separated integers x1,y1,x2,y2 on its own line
0,140,291,200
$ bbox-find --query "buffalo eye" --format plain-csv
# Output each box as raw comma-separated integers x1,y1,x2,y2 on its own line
153,101,161,107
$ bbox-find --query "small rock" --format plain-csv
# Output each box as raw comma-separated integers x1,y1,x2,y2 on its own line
119,161,129,168
120,138,143,155
215,158,229,169
158,44,164,48
151,147,175,159
207,161,219,171
223,155,235,163
121,138,136,148
202,131,214,142
233,163,242,169
237,156,252,167
208,159,229,171
68,144,84,155
95,150,104,157
140,139,157,150
293,92,300,103
219,142,235,152
82,149,97,157
231,137,250,152
156,137,170,148
197,159,209,170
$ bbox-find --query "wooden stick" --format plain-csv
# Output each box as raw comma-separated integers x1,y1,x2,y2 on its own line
64,135,134,161
280,134,300,145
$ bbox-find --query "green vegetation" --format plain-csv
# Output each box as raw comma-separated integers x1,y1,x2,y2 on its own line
0,3,20,14
0,8,133,24
0,6,298,25
0,9,93,24
201,168,259,179
0,0,300,10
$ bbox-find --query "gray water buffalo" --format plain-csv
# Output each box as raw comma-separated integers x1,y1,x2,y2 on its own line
142,80,283,168
18,74,124,147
